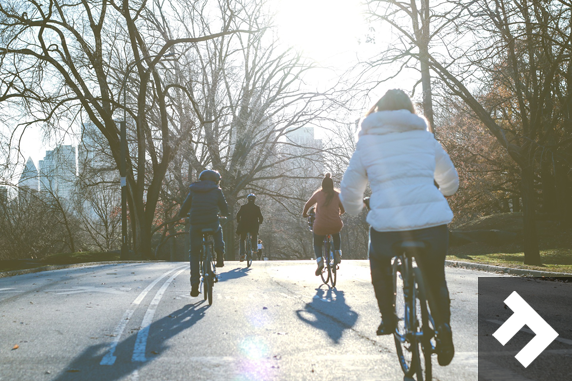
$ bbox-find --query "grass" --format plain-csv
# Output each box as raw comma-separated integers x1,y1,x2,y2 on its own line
43,251,121,264
0,251,122,273
447,248,572,274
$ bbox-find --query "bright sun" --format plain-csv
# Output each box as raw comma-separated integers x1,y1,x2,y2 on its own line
275,0,365,65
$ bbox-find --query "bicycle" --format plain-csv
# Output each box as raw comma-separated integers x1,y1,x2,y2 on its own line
244,232,253,268
364,197,439,381
392,241,441,381
307,207,337,288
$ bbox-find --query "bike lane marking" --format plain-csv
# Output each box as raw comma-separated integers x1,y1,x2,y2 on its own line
100,265,188,365
132,267,187,362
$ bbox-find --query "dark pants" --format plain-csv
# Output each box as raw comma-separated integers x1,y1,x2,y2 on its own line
189,222,224,287
369,225,451,326
239,232,257,256
313,232,341,259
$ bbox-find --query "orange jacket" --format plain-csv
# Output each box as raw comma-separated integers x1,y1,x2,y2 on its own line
303,190,345,235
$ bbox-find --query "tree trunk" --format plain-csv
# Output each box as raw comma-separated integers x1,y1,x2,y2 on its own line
419,0,436,136
135,215,153,260
224,197,237,261
512,196,521,212
541,159,557,214
521,164,541,265
555,163,572,225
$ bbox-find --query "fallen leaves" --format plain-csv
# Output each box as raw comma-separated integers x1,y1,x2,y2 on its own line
12,344,19,350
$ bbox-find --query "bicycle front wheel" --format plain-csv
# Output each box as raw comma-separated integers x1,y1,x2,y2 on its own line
393,258,421,378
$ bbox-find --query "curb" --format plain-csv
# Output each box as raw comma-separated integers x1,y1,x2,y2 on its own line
0,260,154,279
446,260,572,278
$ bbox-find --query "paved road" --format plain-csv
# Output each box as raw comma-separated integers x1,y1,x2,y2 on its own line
0,260,493,380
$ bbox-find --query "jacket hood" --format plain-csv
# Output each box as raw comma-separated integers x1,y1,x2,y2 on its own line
189,180,219,193
359,110,428,137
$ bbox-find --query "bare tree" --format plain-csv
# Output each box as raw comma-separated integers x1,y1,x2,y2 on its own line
365,0,572,264
0,0,254,258
146,0,345,258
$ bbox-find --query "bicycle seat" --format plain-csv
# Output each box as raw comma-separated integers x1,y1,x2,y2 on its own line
392,241,427,257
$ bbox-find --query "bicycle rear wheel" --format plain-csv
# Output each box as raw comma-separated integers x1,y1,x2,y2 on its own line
246,234,253,267
329,240,337,288
203,274,209,301
393,258,421,378
200,247,208,301
247,250,253,268
414,267,436,381
207,273,213,305
320,240,331,285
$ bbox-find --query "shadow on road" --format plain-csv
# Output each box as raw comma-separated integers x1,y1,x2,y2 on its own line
217,267,251,282
295,286,359,343
52,301,207,381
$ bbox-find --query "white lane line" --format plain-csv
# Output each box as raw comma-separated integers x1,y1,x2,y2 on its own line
100,265,187,365
0,288,22,293
486,319,572,346
132,267,186,362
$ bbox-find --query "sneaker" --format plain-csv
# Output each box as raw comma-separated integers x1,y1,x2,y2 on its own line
315,259,324,276
376,319,397,335
436,323,455,366
216,259,224,268
190,285,199,297
334,250,342,265
240,255,245,262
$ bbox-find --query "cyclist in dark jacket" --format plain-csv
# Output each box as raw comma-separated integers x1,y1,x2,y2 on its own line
236,194,263,261
178,170,229,297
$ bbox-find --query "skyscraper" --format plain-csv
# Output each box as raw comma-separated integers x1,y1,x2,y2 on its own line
18,157,39,200
39,145,77,201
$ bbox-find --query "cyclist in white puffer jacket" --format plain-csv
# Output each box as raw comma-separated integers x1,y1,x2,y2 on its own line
340,89,459,367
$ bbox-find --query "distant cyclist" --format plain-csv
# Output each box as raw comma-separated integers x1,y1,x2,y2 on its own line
257,239,264,260
302,173,345,276
177,169,229,297
236,194,263,261
340,89,459,366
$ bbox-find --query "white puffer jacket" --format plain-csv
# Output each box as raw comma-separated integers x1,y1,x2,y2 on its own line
340,110,459,232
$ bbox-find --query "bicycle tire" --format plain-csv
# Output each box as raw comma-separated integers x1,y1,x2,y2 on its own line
413,267,434,381
203,274,209,301
207,273,213,305
392,257,420,378
201,246,208,301
247,251,253,268
329,238,337,288
246,234,253,267
320,239,330,285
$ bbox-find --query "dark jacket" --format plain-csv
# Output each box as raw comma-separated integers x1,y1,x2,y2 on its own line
236,202,263,234
178,180,229,226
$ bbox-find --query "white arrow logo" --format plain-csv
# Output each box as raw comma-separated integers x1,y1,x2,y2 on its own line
492,291,559,368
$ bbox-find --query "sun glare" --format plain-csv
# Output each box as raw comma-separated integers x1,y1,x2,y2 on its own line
275,0,365,65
